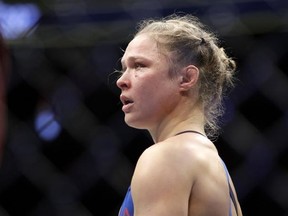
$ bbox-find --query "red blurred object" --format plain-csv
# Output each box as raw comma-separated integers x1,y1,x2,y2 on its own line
0,32,9,164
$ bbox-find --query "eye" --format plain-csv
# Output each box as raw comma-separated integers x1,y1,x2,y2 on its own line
135,62,145,70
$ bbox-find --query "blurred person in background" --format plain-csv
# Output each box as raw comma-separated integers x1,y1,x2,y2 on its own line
0,32,9,164
116,14,242,216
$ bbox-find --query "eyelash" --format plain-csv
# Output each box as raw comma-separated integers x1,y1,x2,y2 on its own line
135,63,144,70
120,62,145,73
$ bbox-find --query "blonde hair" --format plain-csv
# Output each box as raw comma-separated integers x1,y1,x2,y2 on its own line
135,14,236,138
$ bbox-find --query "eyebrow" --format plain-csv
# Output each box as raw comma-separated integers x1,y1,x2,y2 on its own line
120,57,137,69
121,55,151,65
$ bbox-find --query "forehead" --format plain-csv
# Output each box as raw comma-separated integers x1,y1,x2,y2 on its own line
121,34,163,63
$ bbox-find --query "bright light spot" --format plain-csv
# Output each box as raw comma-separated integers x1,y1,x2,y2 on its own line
35,109,62,142
0,2,41,39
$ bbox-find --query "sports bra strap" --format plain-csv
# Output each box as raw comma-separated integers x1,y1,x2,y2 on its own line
221,160,238,216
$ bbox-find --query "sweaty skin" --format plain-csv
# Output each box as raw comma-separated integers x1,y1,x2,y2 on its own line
131,133,241,216
117,34,242,216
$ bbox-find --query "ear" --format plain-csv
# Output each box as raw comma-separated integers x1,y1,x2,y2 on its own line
179,65,199,92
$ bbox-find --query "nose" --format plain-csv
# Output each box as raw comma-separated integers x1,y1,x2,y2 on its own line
116,72,130,90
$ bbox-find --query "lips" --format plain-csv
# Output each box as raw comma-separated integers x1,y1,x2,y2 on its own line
120,95,134,112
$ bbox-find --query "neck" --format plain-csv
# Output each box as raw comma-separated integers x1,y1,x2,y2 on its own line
149,101,205,143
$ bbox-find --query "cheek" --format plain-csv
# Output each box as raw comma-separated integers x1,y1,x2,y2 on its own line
135,76,159,94
134,70,176,103
134,81,160,111
140,80,177,108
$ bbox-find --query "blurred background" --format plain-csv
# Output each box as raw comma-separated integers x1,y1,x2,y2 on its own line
0,0,287,215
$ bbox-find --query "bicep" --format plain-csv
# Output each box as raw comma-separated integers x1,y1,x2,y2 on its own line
131,147,193,216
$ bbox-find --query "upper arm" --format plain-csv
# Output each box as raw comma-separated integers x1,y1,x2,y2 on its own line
131,144,194,216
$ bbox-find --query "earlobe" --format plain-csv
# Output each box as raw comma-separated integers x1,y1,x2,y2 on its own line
179,65,199,91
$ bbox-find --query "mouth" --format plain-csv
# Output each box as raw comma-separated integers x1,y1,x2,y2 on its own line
120,95,134,111
123,99,133,105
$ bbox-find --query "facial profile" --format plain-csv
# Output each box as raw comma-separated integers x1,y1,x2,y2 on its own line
117,34,182,130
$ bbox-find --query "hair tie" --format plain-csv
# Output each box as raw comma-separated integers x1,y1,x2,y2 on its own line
200,37,206,45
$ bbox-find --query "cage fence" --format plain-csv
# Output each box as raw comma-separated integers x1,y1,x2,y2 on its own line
0,0,288,215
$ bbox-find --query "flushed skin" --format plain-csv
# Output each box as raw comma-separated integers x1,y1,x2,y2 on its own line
117,14,242,216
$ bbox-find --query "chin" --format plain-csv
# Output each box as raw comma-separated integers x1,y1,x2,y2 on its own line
125,121,146,130
124,117,149,130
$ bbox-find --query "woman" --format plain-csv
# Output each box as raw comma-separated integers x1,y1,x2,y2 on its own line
117,14,242,216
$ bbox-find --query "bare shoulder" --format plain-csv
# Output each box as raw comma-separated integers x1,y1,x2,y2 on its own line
135,137,203,176
131,135,238,215
132,139,192,184
133,135,220,183
130,137,207,215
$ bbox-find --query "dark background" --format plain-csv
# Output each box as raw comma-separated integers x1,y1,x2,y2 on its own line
0,0,288,215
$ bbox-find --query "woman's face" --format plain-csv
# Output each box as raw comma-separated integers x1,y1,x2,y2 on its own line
117,34,181,130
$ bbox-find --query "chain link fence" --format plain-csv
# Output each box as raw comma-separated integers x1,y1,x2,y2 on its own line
0,0,288,215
